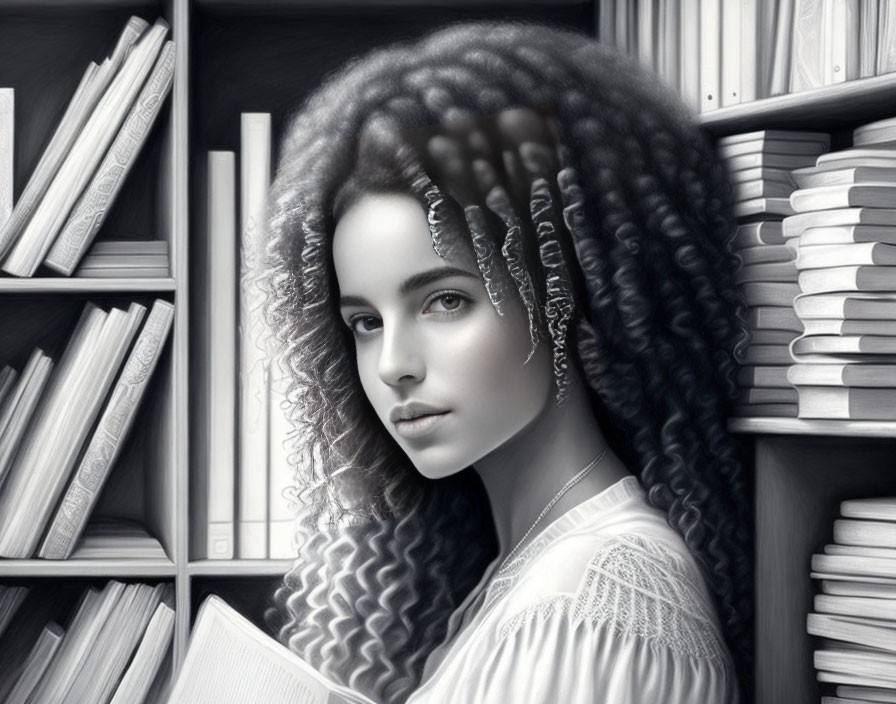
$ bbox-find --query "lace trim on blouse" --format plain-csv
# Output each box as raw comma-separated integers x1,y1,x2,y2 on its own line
496,533,730,665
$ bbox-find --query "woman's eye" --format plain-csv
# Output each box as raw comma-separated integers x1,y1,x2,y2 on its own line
425,291,470,315
348,315,381,336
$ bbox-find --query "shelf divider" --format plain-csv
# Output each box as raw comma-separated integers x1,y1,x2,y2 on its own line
0,558,177,578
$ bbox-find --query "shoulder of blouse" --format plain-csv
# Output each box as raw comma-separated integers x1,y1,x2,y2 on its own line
495,531,732,667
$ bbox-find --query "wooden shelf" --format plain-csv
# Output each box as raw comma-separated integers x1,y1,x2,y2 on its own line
0,278,176,293
0,558,177,578
188,559,295,577
698,72,896,136
730,417,896,439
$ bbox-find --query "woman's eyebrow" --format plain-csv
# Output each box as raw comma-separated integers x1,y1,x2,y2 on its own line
339,266,479,308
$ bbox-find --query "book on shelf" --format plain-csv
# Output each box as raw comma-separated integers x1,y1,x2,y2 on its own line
734,221,785,248
791,183,896,213
737,365,791,387
726,151,820,172
718,137,830,159
732,402,798,417
0,88,11,228
834,685,896,703
742,344,794,365
721,0,740,107
169,595,374,704
822,579,896,599
750,328,797,344
2,19,170,278
0,586,28,639
739,243,793,265
74,266,170,278
194,150,237,561
733,179,796,201
795,386,896,420
825,543,896,559
792,166,896,189
835,518,896,548
740,281,801,306
769,0,795,96
797,242,896,269
859,0,879,79
823,0,860,85
797,265,896,295
841,497,896,521
743,386,798,404
854,116,896,147
44,39,176,276
679,0,699,109
727,166,796,186
699,0,721,112
815,645,896,680
239,112,272,560
815,593,896,621
795,292,896,319
734,260,798,284
39,299,174,560
783,209,896,241
807,612,896,653
802,225,896,247
65,518,167,560
790,0,825,92
718,129,832,146
109,600,175,704
788,363,896,386
743,305,802,331
5,622,65,704
734,196,796,219
799,318,896,336
793,335,896,355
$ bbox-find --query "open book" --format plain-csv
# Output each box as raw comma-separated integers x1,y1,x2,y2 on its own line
167,596,374,704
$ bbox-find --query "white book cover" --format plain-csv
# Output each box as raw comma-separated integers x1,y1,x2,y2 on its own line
722,0,743,106
109,601,175,704
2,21,169,277
769,0,796,96
0,349,53,488
740,0,759,101
794,292,896,319
855,115,896,145
879,0,896,73
204,151,237,560
4,623,64,704
680,0,701,109
700,0,722,111
758,0,780,97
783,208,896,240
239,113,272,559
0,89,11,228
796,242,896,269
790,0,826,91
788,363,896,386
860,0,879,77
823,0,860,84
792,166,896,189
791,182,896,212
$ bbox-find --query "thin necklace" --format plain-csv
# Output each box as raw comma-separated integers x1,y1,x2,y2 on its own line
495,447,608,577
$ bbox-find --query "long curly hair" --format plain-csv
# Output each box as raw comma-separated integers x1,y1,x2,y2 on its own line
261,20,752,704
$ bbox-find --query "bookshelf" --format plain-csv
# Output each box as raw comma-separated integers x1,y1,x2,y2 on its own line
699,82,896,703
2,1,893,701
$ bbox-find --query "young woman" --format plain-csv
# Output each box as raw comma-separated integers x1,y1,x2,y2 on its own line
262,20,750,704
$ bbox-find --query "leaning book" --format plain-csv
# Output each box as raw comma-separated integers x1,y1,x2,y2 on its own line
167,596,374,704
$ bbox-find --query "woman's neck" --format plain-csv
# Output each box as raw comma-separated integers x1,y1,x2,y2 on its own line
473,370,631,560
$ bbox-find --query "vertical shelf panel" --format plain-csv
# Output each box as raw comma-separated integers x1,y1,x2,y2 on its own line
755,435,896,704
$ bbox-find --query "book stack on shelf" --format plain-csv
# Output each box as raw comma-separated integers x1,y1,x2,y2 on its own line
0,15,174,279
74,241,170,279
598,0,896,113
195,112,297,563
722,130,831,418
0,580,174,704
0,298,174,560
808,496,896,702
784,115,896,420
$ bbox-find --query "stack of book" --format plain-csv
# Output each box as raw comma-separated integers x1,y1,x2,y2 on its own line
723,130,831,418
74,240,170,279
0,16,174,278
599,0,896,113
808,496,896,701
0,298,174,559
0,580,174,704
784,116,896,420
194,113,298,562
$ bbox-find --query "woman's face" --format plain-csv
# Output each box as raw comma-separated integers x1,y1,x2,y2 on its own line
333,192,554,479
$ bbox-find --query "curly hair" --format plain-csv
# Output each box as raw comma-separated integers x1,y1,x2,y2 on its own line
261,20,752,704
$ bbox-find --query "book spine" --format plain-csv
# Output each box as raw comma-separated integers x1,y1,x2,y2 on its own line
790,0,825,92
769,0,796,96
638,0,657,71
0,89,11,229
239,113,272,559
722,0,743,106
700,0,722,111
680,0,701,109
206,151,236,560
39,301,174,559
740,0,759,101
860,0,879,77
44,42,176,276
660,0,680,90
1,22,169,277
598,0,617,45
268,361,296,559
880,0,896,73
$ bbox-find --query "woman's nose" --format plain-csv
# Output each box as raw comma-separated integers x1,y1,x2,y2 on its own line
377,320,425,386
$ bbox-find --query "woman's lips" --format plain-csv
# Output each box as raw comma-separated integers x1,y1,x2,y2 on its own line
393,412,449,439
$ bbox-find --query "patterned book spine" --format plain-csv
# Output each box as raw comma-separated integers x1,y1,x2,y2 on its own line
45,43,175,275
0,89,11,229
38,300,174,559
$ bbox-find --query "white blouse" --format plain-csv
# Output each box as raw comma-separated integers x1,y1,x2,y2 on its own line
406,476,739,704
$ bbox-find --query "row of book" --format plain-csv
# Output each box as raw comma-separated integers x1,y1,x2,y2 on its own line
73,240,170,279
729,117,896,420
0,15,174,278
599,0,896,113
808,497,896,703
194,113,296,561
0,581,173,704
0,298,174,559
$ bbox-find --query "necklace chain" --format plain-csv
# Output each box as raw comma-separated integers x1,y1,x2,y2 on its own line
495,447,608,577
